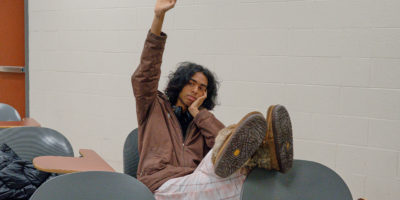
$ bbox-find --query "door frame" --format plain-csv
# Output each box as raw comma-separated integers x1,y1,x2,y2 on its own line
24,0,29,117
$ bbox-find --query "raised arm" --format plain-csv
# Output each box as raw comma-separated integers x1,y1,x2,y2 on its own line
151,0,176,36
131,0,177,125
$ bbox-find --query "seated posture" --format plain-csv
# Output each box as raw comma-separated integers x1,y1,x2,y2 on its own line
131,0,293,199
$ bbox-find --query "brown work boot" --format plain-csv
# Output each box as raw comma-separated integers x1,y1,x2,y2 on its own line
213,112,267,178
211,124,236,165
242,104,293,174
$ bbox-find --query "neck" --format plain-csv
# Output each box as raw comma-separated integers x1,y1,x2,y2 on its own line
175,101,187,112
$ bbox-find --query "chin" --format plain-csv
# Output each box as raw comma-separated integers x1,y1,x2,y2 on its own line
184,101,193,107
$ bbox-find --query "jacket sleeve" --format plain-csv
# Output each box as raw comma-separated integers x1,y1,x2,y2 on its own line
131,31,167,125
193,110,225,148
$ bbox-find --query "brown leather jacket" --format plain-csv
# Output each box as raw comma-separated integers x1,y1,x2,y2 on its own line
131,31,225,192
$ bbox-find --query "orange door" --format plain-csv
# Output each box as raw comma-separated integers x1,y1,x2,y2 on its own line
0,0,26,117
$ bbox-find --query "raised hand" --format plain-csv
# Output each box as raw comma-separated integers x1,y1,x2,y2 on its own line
151,0,177,35
155,0,177,16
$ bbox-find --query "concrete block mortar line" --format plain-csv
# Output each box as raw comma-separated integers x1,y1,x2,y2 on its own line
397,153,400,178
198,52,289,57
329,84,400,91
174,4,199,9
52,29,145,33
32,69,133,77
31,49,141,54
285,27,290,56
189,50,286,56
179,26,287,31
293,134,363,149
31,8,126,13
372,27,400,30
339,84,344,117
266,109,400,123
285,83,342,89
55,7,140,12
218,78,280,84
31,49,140,54
55,27,146,32
366,118,371,150
42,90,133,100
281,82,289,108
42,91,129,100
342,86,400,92
367,55,400,60
296,138,400,154
362,176,367,199
262,55,370,59
338,143,400,154
29,10,58,14
215,105,260,110
295,138,346,147
333,143,339,170
29,8,59,12
50,70,131,77
29,30,59,33
221,80,286,86
194,0,239,6
368,57,373,88
236,0,290,6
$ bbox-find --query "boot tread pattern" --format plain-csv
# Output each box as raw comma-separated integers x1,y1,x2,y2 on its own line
214,113,267,178
272,105,293,173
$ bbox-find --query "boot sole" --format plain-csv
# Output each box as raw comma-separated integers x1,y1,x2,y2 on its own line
267,105,293,173
214,111,267,178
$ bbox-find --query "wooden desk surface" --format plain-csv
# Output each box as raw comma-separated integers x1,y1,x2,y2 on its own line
0,118,41,128
33,149,115,174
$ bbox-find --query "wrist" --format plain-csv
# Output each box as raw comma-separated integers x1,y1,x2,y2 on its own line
154,10,166,18
189,107,199,117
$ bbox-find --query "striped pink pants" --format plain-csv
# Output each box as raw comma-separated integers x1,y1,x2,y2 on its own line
154,150,246,200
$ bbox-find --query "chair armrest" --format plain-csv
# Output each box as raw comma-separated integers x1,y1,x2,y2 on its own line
33,149,115,173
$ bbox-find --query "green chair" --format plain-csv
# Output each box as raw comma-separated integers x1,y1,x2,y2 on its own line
30,171,155,200
0,103,21,121
241,160,353,200
0,126,74,161
123,128,139,178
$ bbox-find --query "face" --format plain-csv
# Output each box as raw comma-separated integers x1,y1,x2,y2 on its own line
176,72,208,109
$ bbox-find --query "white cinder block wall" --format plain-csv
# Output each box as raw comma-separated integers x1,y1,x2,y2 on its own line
29,0,400,199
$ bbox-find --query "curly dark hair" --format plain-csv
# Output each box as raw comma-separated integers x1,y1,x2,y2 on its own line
165,62,219,110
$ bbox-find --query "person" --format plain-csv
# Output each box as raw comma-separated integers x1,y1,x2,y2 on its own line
131,0,293,199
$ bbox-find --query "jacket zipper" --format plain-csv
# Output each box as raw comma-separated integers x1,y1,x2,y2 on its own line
182,121,194,167
167,104,193,167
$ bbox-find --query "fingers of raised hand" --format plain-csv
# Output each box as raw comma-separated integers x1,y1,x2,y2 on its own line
159,0,176,9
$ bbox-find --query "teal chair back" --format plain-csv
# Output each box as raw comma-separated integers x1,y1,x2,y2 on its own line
0,103,21,121
241,160,352,200
123,128,140,178
30,171,155,200
0,126,74,161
